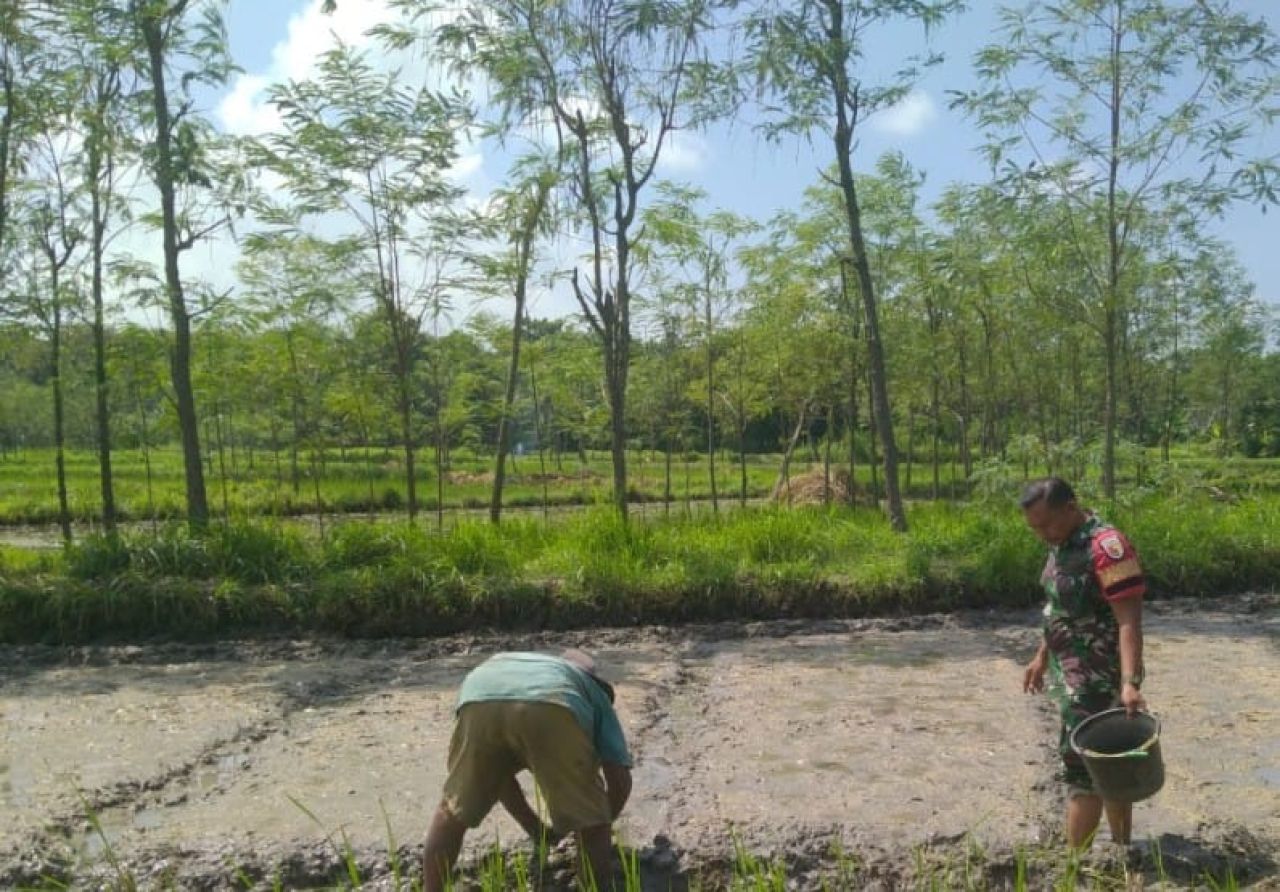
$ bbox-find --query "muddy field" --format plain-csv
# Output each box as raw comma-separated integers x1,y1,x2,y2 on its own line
1,594,1277,889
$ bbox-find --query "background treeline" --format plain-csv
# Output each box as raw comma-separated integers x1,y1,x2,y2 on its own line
1,0,1278,539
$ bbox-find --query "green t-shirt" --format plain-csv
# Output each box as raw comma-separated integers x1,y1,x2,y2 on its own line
457,652,632,767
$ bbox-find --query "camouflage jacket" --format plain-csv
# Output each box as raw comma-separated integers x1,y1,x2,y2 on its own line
1041,513,1146,699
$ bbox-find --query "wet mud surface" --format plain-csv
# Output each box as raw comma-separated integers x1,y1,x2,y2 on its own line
2,594,1277,889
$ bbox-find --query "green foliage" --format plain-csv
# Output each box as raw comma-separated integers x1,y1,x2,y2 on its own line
3,493,1277,644
66,533,132,579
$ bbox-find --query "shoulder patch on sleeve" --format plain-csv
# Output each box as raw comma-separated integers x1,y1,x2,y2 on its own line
1097,532,1126,560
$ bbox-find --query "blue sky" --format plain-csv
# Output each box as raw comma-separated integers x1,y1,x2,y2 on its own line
210,0,1279,320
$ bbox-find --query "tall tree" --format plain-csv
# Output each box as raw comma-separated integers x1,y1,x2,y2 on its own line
746,0,963,531
475,160,555,524
254,44,467,522
0,0,37,271
432,0,729,520
239,232,356,503
130,0,238,526
68,3,133,535
959,0,1280,497
24,122,85,545
644,184,756,514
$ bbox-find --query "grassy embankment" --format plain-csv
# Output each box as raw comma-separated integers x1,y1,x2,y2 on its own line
1,490,1277,645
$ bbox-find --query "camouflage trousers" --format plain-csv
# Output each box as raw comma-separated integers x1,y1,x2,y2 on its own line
1052,687,1118,796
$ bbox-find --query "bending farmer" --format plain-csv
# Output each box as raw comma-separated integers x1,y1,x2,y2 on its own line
422,649,632,891
1020,477,1147,849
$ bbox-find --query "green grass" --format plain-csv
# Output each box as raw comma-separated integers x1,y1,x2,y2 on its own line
1,491,1277,644
0,446,797,526
18,440,1272,528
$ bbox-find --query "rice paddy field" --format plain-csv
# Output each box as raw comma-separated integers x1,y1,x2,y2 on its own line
2,449,1279,889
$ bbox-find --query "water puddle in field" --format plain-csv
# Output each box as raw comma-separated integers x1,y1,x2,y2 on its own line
1,597,1277,889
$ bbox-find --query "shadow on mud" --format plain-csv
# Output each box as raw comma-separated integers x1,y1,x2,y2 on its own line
1132,825,1278,886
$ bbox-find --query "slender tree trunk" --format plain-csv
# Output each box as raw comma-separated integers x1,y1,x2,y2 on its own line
0,42,15,263
567,115,632,522
140,7,208,527
435,419,445,532
848,353,859,507
977,303,996,459
1163,281,1180,461
433,346,446,530
1102,4,1124,500
605,353,629,518
396,368,417,522
664,434,672,516
738,408,748,508
50,277,70,546
704,276,718,514
269,419,283,491
203,419,214,477
362,421,376,512
904,407,915,493
950,442,958,500
775,402,809,500
866,373,880,505
87,82,118,535
228,407,238,477
311,447,326,539
683,435,692,515
134,387,157,532
527,351,550,520
1103,308,1120,493
828,11,905,530
490,307,525,524
214,401,229,519
824,403,834,505
286,331,304,495
37,215,76,544
736,330,749,507
1219,368,1234,456
957,334,972,482
490,185,547,523
931,390,941,501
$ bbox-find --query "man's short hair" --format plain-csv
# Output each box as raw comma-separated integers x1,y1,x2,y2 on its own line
561,648,616,703
1019,477,1076,510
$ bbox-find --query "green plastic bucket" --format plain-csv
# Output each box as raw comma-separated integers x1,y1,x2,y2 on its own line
1069,707,1164,802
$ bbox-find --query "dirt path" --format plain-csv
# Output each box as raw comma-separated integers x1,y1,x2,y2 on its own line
2,595,1276,889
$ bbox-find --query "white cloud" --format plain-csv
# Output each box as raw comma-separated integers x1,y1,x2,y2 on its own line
446,151,485,183
870,90,937,138
273,0,396,83
217,0,398,136
657,131,710,173
218,74,282,136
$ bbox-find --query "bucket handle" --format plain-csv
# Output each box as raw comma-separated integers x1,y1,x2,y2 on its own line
1083,747,1150,759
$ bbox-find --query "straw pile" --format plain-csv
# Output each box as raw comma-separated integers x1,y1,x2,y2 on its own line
771,466,857,506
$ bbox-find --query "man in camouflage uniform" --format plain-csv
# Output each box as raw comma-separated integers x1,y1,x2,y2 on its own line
1020,477,1147,848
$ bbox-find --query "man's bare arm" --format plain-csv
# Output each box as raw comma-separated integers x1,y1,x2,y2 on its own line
1110,595,1146,715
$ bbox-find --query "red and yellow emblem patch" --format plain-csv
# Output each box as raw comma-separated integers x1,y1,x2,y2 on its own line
1098,533,1126,560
